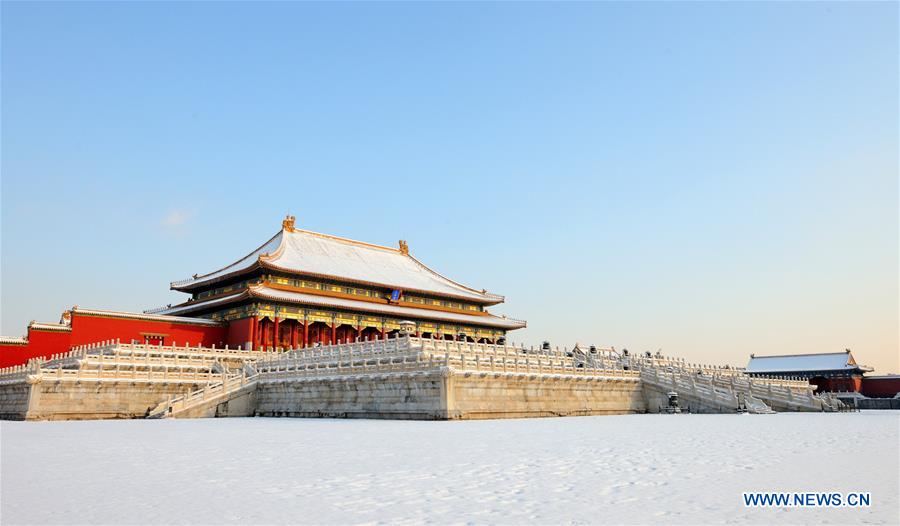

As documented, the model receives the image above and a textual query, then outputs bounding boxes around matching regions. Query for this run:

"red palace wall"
[810,376,863,393]
[68,312,226,348]
[0,343,30,368]
[861,377,900,398]
[226,317,253,349]
[0,311,228,368]
[0,327,73,369]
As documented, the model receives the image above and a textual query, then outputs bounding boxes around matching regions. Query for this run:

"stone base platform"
[2,337,832,420]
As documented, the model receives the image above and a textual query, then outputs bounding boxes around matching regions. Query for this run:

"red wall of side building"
[814,376,864,393]
[861,377,900,398]
[0,312,228,368]
[68,312,226,348]
[0,343,30,368]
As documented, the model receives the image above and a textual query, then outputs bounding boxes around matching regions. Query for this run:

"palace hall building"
[157,215,525,348]
[0,216,525,366]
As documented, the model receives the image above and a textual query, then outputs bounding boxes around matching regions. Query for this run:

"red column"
[290,323,298,349]
[302,321,308,348]
[261,319,270,350]
[381,328,387,340]
[249,316,257,350]
[331,324,337,345]
[356,326,362,343]
[273,317,281,350]
[258,319,265,350]
[255,317,262,350]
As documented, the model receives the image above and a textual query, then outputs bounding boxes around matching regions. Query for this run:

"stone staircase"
[148,365,259,419]
[625,354,843,413]
[639,366,751,413]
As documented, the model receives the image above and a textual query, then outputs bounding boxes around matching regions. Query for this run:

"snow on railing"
[0,339,280,386]
[627,353,811,389]
[256,335,639,381]
[639,358,837,411]
[641,367,739,406]
[41,365,238,384]
[58,339,282,362]
[0,361,41,384]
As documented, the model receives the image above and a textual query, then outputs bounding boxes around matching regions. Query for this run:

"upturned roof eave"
[154,291,252,316]
[403,252,506,304]
[170,262,262,292]
[170,230,284,291]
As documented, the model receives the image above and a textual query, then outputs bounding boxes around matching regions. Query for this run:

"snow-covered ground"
[1,413,898,525]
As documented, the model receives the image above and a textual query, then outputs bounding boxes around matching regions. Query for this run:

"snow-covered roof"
[159,285,526,330]
[28,322,72,332]
[0,336,27,345]
[745,351,871,374]
[171,220,504,305]
[147,293,246,318]
[170,232,282,291]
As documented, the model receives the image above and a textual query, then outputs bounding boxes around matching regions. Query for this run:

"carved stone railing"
[260,353,437,381]
[256,335,640,382]
[35,366,235,384]
[632,354,841,412]
[640,367,741,409]
[1,339,282,382]
[0,361,41,385]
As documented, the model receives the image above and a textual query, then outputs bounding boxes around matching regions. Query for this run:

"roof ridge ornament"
[398,239,409,255]
[282,215,296,232]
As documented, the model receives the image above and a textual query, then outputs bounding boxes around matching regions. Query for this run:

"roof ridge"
[751,351,852,359]
[290,227,402,254]
[29,321,73,332]
[405,253,503,300]
[171,230,282,287]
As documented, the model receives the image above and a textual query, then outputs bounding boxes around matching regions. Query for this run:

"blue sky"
[2,2,897,372]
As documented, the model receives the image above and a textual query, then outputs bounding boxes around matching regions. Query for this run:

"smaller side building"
[0,308,227,368]
[745,350,873,393]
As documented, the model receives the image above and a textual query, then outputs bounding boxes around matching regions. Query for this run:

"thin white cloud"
[161,209,197,228]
